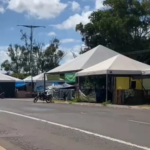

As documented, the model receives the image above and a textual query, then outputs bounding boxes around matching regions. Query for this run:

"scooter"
[33,91,52,103]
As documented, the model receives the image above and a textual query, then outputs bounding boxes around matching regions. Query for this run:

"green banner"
[65,73,76,83]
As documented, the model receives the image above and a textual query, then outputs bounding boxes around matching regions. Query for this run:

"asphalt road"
[0,99,150,150]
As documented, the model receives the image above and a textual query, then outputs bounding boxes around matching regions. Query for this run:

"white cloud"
[0,6,5,13]
[52,0,106,30]
[48,32,56,36]
[42,43,83,64]
[0,46,9,65]
[70,1,80,12]
[60,45,81,64]
[95,0,105,9]
[7,0,67,19]
[84,5,90,12]
[60,38,80,43]
[52,10,92,30]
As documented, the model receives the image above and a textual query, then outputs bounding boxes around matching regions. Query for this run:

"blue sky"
[0,0,103,65]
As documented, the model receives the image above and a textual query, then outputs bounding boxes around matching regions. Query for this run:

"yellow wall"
[116,77,142,90]
[116,77,129,89]
[131,78,142,90]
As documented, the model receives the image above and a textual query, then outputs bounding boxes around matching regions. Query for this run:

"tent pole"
[44,73,46,92]
[106,73,108,101]
[78,76,80,99]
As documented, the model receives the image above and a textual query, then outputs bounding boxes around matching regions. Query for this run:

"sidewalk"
[55,101,150,110]
[4,98,150,110]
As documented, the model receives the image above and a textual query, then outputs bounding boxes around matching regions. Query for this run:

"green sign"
[47,74,60,81]
[65,73,76,83]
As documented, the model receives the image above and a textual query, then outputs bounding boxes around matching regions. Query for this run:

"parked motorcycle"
[33,91,52,103]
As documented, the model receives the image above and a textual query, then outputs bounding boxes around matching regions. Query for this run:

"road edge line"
[0,145,6,150]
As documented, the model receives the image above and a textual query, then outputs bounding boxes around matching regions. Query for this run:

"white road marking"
[0,99,31,102]
[0,110,150,150]
[129,120,150,125]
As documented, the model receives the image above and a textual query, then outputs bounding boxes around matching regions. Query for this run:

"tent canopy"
[47,59,75,74]
[24,73,47,82]
[0,73,22,82]
[9,76,22,82]
[76,55,150,76]
[23,76,32,82]
[142,69,150,75]
[48,45,119,74]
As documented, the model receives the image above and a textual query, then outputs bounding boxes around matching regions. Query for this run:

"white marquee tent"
[0,73,22,82]
[47,59,75,74]
[76,55,150,76]
[48,45,119,74]
[142,69,150,75]
[23,73,47,82]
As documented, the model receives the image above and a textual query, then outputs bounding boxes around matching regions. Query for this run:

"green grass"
[54,97,96,104]
[71,97,96,103]
[139,104,150,107]
[51,100,55,103]
[102,100,112,106]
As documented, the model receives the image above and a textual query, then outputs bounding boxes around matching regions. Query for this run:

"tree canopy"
[76,0,150,63]
[1,30,65,78]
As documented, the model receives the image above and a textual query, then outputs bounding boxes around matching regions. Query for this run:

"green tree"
[1,30,65,77]
[1,60,11,72]
[42,38,65,72]
[1,44,26,73]
[20,30,65,73]
[11,73,30,79]
[76,0,150,62]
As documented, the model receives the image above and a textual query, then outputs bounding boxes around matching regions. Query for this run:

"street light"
[17,25,45,93]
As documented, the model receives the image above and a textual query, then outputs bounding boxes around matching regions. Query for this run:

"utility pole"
[17,25,45,93]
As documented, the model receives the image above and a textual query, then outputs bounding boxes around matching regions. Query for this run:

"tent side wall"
[143,79,150,89]
[0,82,15,98]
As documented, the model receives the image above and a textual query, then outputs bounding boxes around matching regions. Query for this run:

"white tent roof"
[23,76,31,81]
[76,55,150,76]
[0,73,22,82]
[47,59,75,74]
[34,73,46,81]
[9,76,23,81]
[24,73,47,82]
[48,45,119,73]
[142,69,150,75]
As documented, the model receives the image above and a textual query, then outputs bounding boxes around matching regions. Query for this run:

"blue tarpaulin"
[35,82,62,92]
[15,82,26,88]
